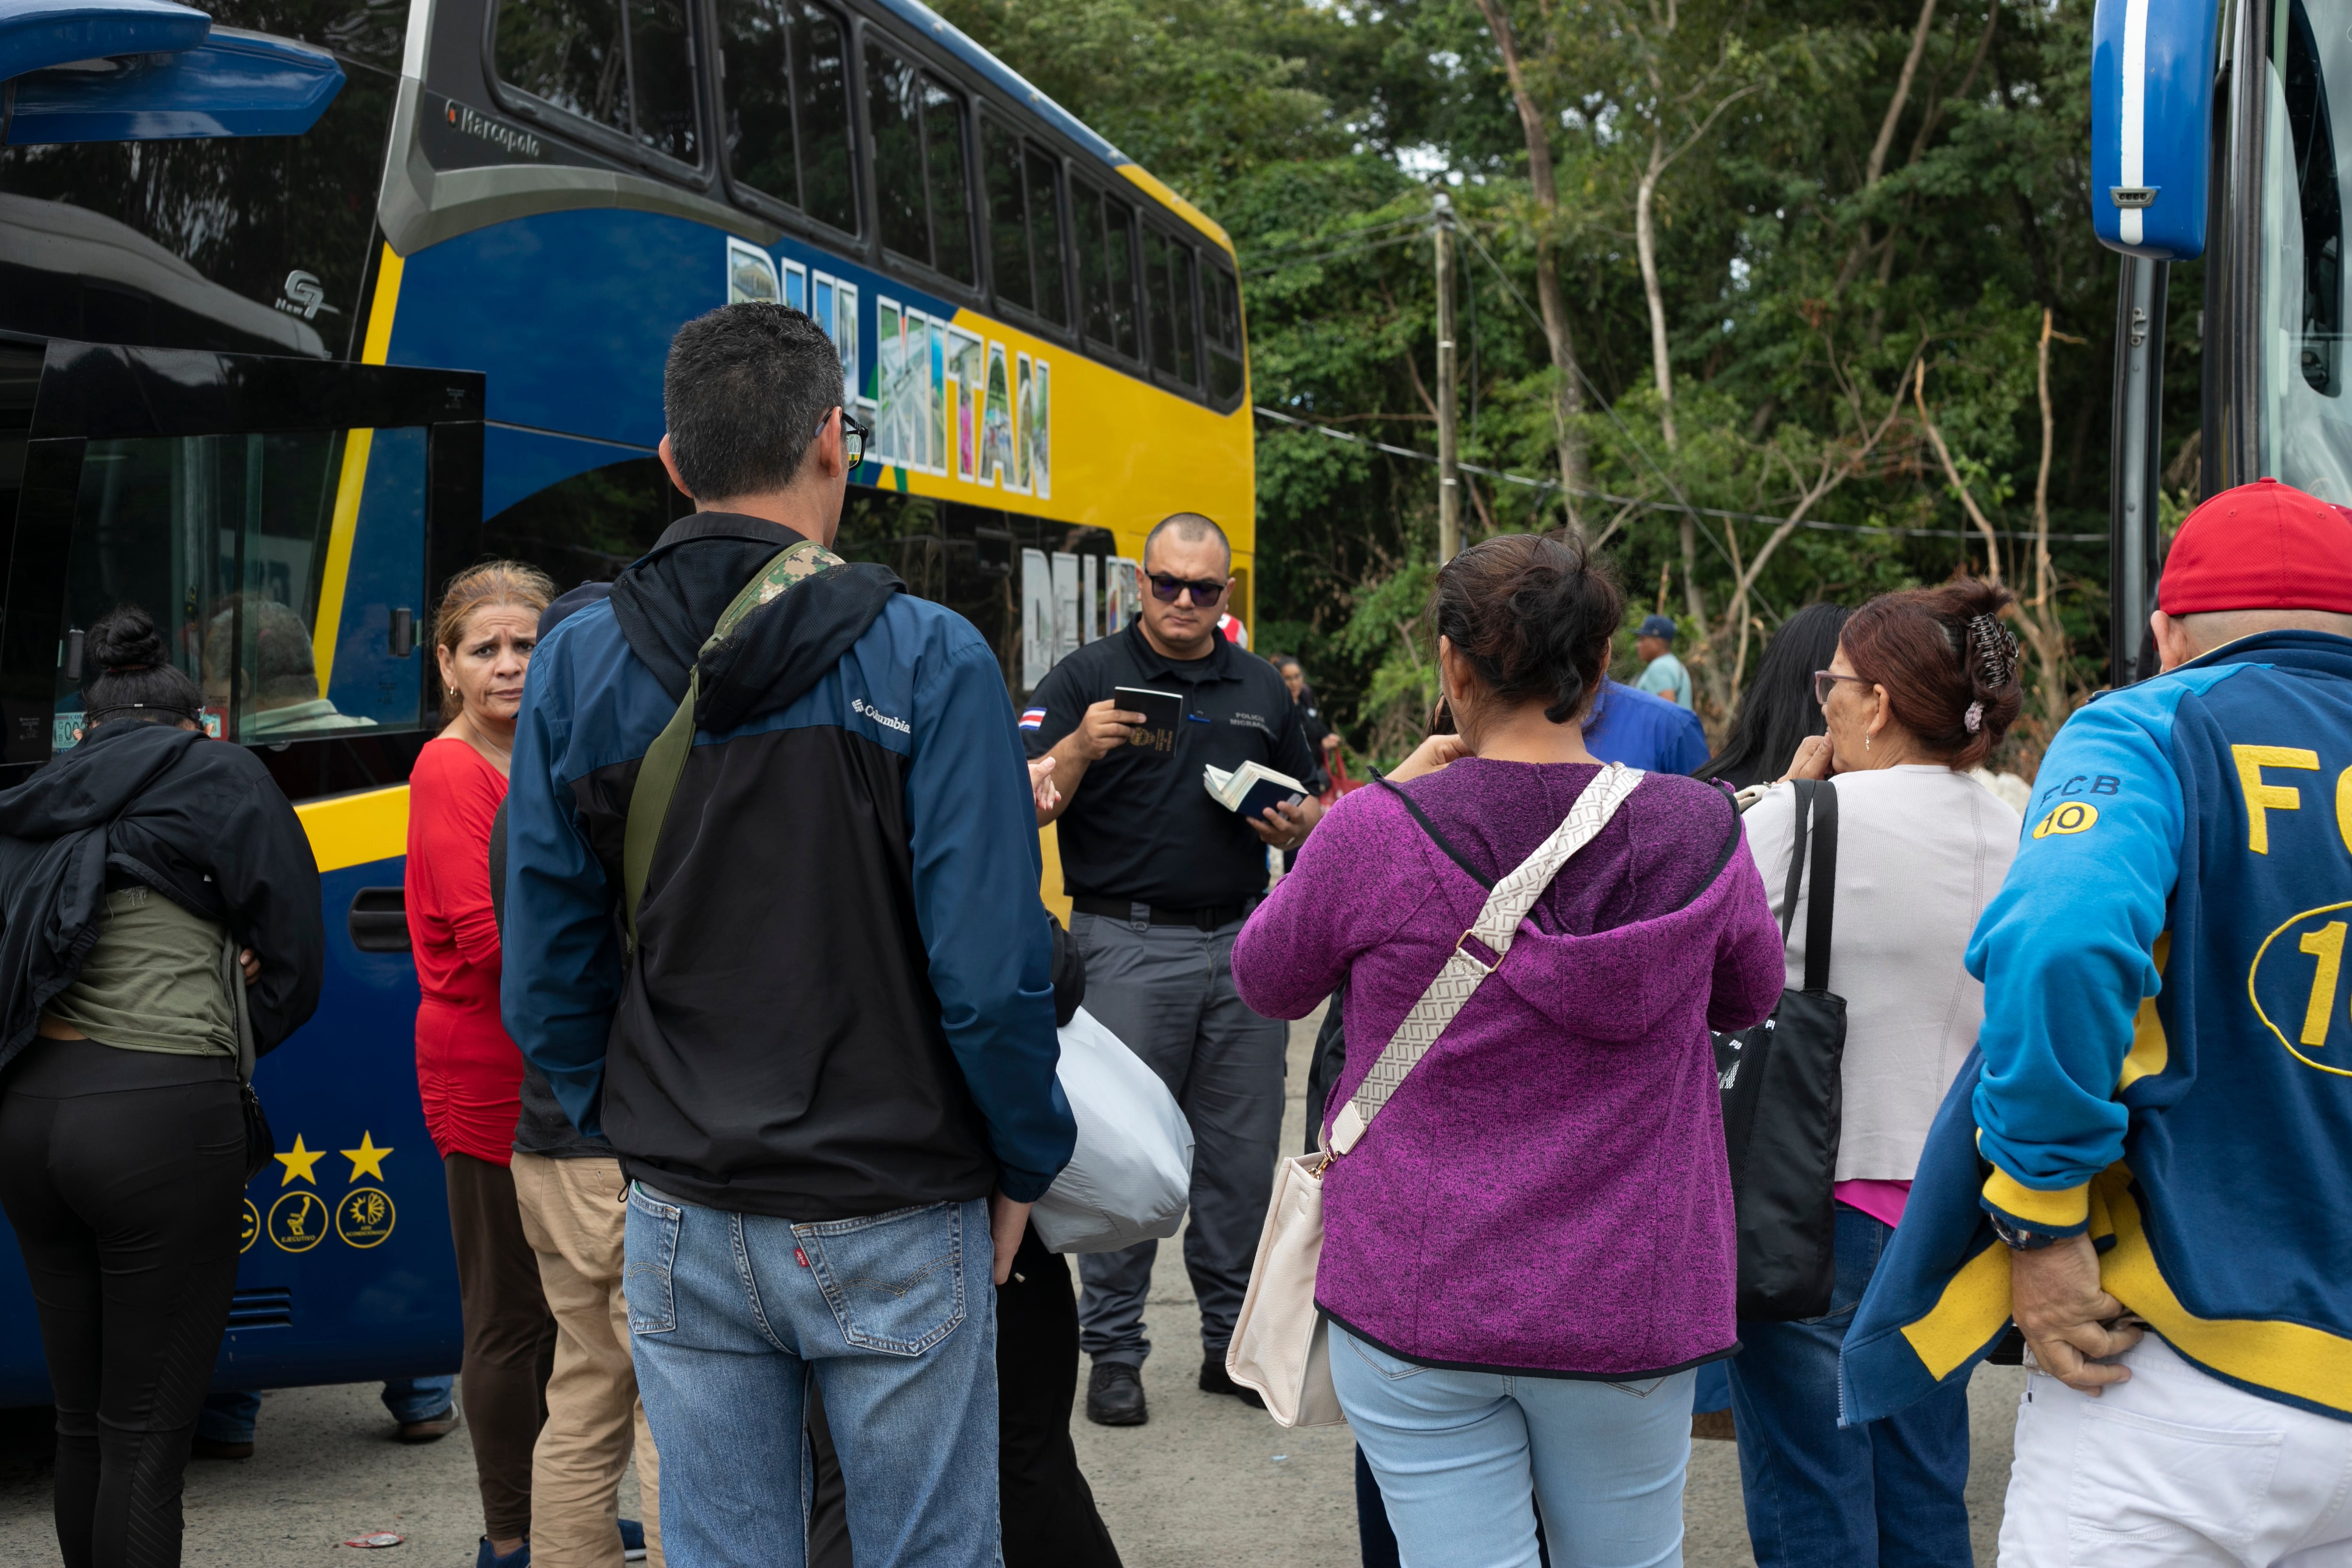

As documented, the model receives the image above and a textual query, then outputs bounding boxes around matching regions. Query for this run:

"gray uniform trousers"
[1069,907,1288,1368]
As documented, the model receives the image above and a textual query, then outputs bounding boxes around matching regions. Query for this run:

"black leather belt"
[1071,895,1248,931]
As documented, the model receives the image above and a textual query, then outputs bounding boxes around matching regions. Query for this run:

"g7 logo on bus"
[2248,900,2352,1077]
[2033,802,2099,838]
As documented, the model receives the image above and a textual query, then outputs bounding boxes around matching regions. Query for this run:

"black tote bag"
[1712,778,1847,1321]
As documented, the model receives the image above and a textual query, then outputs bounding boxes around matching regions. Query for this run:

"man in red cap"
[1838,478,2352,1564]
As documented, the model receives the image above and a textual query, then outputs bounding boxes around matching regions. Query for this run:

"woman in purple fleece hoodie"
[1233,534,1785,1568]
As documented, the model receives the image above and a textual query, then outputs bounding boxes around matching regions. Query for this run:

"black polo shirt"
[1025,622,1316,909]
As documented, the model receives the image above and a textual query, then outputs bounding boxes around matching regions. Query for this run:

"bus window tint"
[725,0,853,226]
[867,47,975,284]
[482,455,687,585]
[2261,0,2352,498]
[923,76,975,284]
[719,0,797,204]
[627,0,697,160]
[53,430,430,747]
[793,6,854,232]
[209,0,407,69]
[1170,239,1199,386]
[1075,183,1114,349]
[868,46,930,264]
[1026,148,1067,326]
[985,123,1033,311]
[1104,194,1140,360]
[1205,263,1245,405]
[496,0,633,139]
[1144,231,1176,376]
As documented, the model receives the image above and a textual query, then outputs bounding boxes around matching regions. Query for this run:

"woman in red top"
[406,560,555,1568]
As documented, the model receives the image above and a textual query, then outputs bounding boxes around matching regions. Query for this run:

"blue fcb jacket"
[1844,630,2352,1424]
[501,515,1074,1221]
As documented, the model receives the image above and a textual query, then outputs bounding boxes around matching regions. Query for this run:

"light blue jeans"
[1332,1323,1697,1568]
[624,1185,1001,1568]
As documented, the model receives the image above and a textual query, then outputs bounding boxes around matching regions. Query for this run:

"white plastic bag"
[1031,1008,1194,1254]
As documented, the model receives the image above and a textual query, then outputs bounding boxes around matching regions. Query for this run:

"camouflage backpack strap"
[621,539,843,952]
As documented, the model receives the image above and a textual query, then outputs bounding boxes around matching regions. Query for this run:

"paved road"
[0,1011,2025,1566]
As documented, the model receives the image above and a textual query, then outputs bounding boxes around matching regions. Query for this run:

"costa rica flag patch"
[1019,707,1046,730]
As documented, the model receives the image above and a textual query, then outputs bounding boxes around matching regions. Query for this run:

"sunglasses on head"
[1148,572,1226,605]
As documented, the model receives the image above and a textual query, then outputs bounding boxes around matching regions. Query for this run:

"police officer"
[1026,511,1320,1426]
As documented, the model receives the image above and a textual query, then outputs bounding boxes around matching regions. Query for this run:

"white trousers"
[1999,1335,2352,1567]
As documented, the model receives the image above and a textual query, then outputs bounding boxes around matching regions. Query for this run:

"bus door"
[0,336,484,1403]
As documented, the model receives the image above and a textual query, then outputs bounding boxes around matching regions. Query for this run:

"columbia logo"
[851,697,911,734]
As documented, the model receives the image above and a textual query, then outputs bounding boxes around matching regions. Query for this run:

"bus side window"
[718,0,856,234]
[985,121,1033,313]
[1103,194,1140,361]
[867,44,977,287]
[985,126,1068,328]
[1144,229,1199,390]
[1074,181,1114,350]
[495,0,699,165]
[1204,263,1246,408]
[1027,148,1068,326]
[481,455,687,588]
[52,429,432,749]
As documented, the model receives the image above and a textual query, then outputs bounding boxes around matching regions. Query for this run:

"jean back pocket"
[799,1201,968,1356]
[623,1183,681,1336]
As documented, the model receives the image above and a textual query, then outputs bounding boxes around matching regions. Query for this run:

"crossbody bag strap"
[1800,779,1837,993]
[621,538,845,951]
[1329,761,1646,1156]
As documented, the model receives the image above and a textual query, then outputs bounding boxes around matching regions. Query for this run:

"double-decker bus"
[0,0,1252,1402]
[2092,0,2349,682]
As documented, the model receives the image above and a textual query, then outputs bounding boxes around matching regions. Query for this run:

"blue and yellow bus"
[0,0,1252,1403]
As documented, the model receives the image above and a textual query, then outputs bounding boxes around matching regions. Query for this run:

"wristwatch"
[1990,1213,2062,1251]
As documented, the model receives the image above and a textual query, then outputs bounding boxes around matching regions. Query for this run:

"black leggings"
[0,1039,246,1568]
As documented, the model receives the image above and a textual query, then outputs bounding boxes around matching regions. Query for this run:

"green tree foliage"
[938,0,2190,772]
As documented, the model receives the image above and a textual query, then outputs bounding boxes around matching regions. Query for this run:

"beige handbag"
[1226,763,1646,1426]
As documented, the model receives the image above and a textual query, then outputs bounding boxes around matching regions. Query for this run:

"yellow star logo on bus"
[341,1132,393,1183]
[274,1135,326,1187]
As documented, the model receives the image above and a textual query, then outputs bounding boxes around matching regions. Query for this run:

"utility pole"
[1434,192,1461,564]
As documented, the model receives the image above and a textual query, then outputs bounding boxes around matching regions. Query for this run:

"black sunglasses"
[816,407,870,470]
[1148,572,1227,605]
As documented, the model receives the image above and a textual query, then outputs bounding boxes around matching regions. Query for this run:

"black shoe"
[189,1436,254,1460]
[1200,1351,1265,1409]
[1086,1361,1148,1426]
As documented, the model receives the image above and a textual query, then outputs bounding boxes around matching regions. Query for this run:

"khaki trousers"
[511,1153,661,1568]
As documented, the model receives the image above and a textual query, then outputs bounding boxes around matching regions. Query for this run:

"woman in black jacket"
[0,605,323,1568]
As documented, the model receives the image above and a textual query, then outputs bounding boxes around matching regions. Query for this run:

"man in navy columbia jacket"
[501,303,1073,1567]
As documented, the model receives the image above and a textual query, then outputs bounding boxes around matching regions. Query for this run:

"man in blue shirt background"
[1584,677,1709,774]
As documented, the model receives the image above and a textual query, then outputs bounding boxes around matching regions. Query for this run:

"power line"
[1240,214,1430,261]
[1251,405,2110,543]
[1240,229,1427,279]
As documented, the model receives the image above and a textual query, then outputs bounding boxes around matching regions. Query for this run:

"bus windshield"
[2259,0,2352,501]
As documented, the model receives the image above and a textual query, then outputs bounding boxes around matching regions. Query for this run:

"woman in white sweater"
[1730,578,2025,1568]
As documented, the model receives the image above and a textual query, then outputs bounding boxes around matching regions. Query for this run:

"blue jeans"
[1727,1205,1972,1568]
[624,1185,1000,1568]
[196,1376,455,1443]
[1331,1322,1696,1568]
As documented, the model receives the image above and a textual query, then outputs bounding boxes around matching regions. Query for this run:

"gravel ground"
[0,1009,2025,1567]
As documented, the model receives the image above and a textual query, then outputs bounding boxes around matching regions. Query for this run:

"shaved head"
[1144,512,1232,576]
